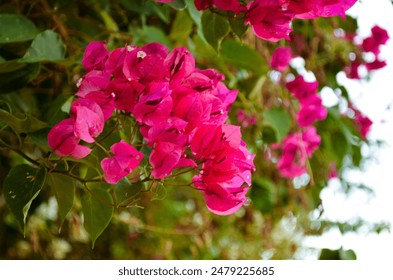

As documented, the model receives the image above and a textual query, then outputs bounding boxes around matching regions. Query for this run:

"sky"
[302,0,393,260]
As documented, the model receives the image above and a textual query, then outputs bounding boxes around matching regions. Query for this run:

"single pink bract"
[101,140,144,184]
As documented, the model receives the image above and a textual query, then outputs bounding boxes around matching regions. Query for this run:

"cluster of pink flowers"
[237,109,256,128]
[48,41,255,215]
[276,127,321,178]
[345,25,389,79]
[348,103,372,139]
[157,0,357,42]
[272,76,327,178]
[270,46,293,72]
[285,76,327,128]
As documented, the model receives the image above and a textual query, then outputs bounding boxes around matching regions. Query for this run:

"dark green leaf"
[114,178,143,207]
[19,30,66,63]
[319,248,357,260]
[229,17,248,38]
[201,10,229,50]
[3,164,47,233]
[263,107,291,142]
[0,108,47,134]
[0,14,39,43]
[0,61,40,94]
[221,40,265,74]
[251,178,276,214]
[46,173,75,226]
[82,183,114,247]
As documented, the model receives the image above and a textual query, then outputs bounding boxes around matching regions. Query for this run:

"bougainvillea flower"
[365,59,387,71]
[165,46,195,88]
[301,126,321,156]
[276,128,321,178]
[122,43,168,83]
[76,70,111,98]
[81,41,109,71]
[276,133,308,178]
[293,0,357,19]
[344,61,362,80]
[297,95,328,127]
[149,142,186,179]
[194,0,247,13]
[132,82,172,124]
[70,98,104,143]
[84,91,115,121]
[107,79,144,113]
[354,111,373,139]
[285,75,318,101]
[48,118,91,159]
[245,0,293,42]
[190,124,254,215]
[101,140,144,184]
[270,46,293,71]
[193,176,249,215]
[362,25,389,55]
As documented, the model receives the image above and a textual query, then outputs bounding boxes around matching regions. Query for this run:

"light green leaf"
[3,164,47,233]
[263,107,291,142]
[46,173,75,226]
[167,0,187,10]
[19,30,66,63]
[221,40,265,74]
[201,10,229,50]
[0,14,39,43]
[82,183,114,247]
[170,10,193,45]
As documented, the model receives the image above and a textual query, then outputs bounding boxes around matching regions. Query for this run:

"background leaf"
[114,178,143,207]
[82,183,114,247]
[263,107,292,142]
[46,173,75,226]
[221,40,266,74]
[0,60,40,94]
[19,30,66,63]
[3,164,47,232]
[0,14,39,43]
[201,10,229,50]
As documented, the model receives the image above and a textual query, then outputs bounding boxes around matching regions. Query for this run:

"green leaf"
[339,249,357,260]
[170,10,193,45]
[263,107,291,142]
[46,173,75,226]
[201,10,229,50]
[319,248,357,260]
[229,17,248,38]
[0,108,47,134]
[82,183,114,247]
[132,25,173,47]
[19,30,66,63]
[167,0,187,10]
[251,178,276,214]
[0,14,39,43]
[0,61,40,94]
[3,164,47,233]
[115,178,143,207]
[221,40,265,74]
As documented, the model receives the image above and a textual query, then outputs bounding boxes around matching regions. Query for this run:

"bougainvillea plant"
[0,0,390,258]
